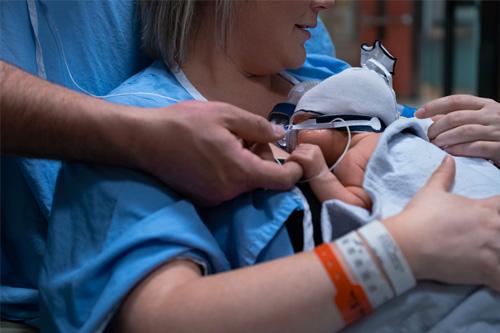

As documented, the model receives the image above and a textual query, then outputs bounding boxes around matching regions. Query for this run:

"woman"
[37,1,500,332]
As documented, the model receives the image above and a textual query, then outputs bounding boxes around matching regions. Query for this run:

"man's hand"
[1,62,301,205]
[415,95,500,166]
[131,101,303,205]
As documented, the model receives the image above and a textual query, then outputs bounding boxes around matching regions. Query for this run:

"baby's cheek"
[298,130,347,166]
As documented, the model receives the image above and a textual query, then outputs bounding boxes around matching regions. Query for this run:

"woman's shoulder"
[287,54,351,82]
[105,60,193,108]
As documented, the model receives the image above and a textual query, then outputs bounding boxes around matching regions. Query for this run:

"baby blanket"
[322,118,500,332]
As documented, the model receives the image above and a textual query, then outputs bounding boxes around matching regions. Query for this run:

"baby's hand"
[287,143,330,180]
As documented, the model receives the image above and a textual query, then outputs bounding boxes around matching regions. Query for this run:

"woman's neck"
[181,23,291,118]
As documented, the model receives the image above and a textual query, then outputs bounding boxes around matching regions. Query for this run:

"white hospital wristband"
[336,231,394,308]
[358,221,416,296]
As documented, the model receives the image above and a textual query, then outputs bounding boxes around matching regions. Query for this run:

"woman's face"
[228,0,335,75]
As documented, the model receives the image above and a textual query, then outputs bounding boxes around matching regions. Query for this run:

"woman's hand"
[415,95,500,166]
[383,156,500,291]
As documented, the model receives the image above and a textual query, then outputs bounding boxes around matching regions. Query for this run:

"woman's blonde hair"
[138,0,235,68]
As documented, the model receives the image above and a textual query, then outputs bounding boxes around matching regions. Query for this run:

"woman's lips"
[295,24,313,39]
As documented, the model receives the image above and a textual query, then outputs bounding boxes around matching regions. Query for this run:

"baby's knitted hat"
[293,41,399,131]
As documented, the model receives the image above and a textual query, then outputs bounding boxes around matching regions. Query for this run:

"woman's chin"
[286,50,307,69]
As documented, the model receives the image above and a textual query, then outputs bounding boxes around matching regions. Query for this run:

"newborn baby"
[284,59,400,210]
[291,129,380,209]
[283,63,498,215]
[271,43,500,333]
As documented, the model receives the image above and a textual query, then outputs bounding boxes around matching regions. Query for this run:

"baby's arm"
[287,144,371,209]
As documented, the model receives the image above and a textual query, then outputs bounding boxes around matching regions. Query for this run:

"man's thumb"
[228,110,286,143]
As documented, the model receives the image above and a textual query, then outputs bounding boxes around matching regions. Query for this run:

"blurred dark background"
[320,0,500,105]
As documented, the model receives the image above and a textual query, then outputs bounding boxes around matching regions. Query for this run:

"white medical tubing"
[297,118,352,183]
[44,10,180,103]
[27,0,47,79]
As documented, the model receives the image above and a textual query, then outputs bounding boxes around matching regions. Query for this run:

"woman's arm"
[113,156,500,333]
[113,248,344,333]
[415,95,500,167]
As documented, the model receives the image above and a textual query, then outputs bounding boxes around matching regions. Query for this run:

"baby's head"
[293,65,399,132]
[290,42,399,164]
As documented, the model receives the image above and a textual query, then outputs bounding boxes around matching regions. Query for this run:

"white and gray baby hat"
[294,40,400,128]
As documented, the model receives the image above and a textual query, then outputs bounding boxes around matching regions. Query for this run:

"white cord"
[327,118,352,170]
[27,0,47,79]
[299,118,351,183]
[46,12,180,103]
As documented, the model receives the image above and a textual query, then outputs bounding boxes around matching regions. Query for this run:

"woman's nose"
[311,0,335,12]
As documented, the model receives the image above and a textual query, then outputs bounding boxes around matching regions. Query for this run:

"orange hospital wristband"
[314,243,373,325]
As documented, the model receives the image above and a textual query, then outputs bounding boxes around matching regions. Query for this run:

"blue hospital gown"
[37,55,349,332]
[0,1,342,331]
[1,0,148,327]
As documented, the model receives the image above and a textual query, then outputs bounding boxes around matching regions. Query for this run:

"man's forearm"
[0,60,136,165]
[0,61,301,205]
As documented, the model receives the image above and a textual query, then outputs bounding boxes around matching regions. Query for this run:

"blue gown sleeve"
[38,61,306,332]
[39,164,231,332]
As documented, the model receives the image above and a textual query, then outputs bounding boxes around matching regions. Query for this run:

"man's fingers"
[223,105,285,143]
[427,110,491,139]
[250,143,275,162]
[431,124,497,147]
[430,114,444,123]
[444,141,500,165]
[416,95,486,118]
[423,155,456,192]
[239,149,302,190]
[252,159,303,190]
[277,160,304,185]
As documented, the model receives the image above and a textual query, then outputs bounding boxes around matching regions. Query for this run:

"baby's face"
[297,129,348,166]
